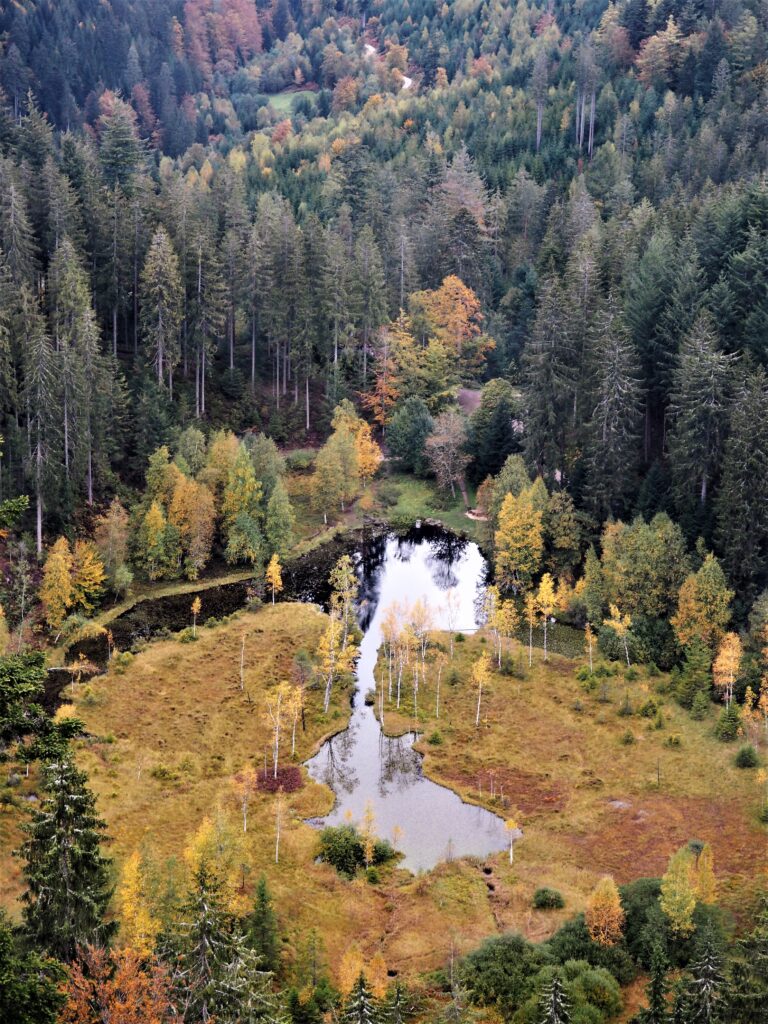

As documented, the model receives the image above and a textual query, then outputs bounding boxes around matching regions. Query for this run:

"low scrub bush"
[533,887,564,910]
[257,766,303,793]
[735,744,759,768]
[317,824,396,878]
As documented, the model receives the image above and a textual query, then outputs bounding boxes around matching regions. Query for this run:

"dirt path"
[364,41,413,90]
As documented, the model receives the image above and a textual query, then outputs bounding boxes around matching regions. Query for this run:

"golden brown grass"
[3,601,763,993]
[375,631,766,934]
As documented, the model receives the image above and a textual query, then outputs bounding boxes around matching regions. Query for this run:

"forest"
[0,0,768,1021]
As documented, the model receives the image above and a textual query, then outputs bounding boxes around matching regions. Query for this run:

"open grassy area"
[268,89,317,113]
[4,592,765,1007]
[0,602,548,986]
[375,631,767,935]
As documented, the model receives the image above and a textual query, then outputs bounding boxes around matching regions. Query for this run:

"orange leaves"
[60,946,173,1024]
[585,876,625,947]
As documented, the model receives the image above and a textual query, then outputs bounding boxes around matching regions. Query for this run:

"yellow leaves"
[40,536,74,629]
[117,850,161,957]
[355,421,383,486]
[472,652,492,691]
[317,151,332,173]
[361,800,377,867]
[660,842,717,936]
[338,944,364,996]
[536,572,556,619]
[337,943,388,999]
[72,540,106,613]
[713,632,743,706]
[368,952,388,999]
[604,603,631,637]
[227,146,248,173]
[494,489,544,593]
[266,554,283,602]
[586,876,625,946]
[191,596,201,618]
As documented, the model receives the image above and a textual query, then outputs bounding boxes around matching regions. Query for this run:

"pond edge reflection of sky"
[305,526,510,873]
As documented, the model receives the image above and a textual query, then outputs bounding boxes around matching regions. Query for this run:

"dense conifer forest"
[1,1,768,1022]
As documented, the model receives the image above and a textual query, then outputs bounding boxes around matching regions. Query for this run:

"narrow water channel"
[305,525,510,873]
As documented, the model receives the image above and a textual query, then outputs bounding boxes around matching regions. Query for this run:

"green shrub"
[665,733,682,747]
[690,691,710,721]
[456,633,465,643]
[533,887,564,910]
[366,866,380,884]
[735,744,759,768]
[653,710,664,730]
[646,662,660,677]
[317,824,396,878]
[620,730,635,746]
[427,731,443,745]
[111,651,134,675]
[285,449,316,472]
[759,803,768,824]
[178,627,198,643]
[639,699,658,718]
[625,667,639,682]
[714,704,741,742]
[364,690,375,706]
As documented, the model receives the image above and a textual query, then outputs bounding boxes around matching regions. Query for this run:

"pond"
[305,524,511,873]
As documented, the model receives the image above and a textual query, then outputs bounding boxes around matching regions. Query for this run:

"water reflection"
[305,526,509,872]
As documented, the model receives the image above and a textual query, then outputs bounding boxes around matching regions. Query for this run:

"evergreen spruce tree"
[636,942,670,1024]
[715,367,768,596]
[469,379,519,482]
[18,754,114,961]
[387,398,434,477]
[539,972,571,1024]
[683,930,724,1024]
[523,277,575,484]
[246,875,280,972]
[725,898,768,1023]
[171,861,277,1024]
[343,972,380,1024]
[140,226,183,390]
[0,911,64,1024]
[584,296,643,519]
[667,312,732,516]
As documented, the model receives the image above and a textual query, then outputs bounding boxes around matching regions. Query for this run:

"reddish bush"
[257,766,303,793]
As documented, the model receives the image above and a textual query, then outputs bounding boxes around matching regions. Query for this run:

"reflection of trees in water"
[309,727,358,795]
[377,733,422,797]
[426,531,469,590]
[357,534,388,632]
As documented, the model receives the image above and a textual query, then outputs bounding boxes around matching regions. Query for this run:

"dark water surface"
[305,526,510,873]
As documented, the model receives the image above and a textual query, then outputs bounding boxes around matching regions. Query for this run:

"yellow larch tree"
[585,875,625,946]
[660,846,697,936]
[117,850,161,957]
[355,420,383,487]
[338,944,365,997]
[494,489,544,594]
[191,596,201,637]
[473,652,492,727]
[713,631,742,706]
[266,553,283,605]
[536,572,556,661]
[524,591,537,666]
[604,603,633,666]
[368,952,388,999]
[71,540,106,614]
[40,537,75,630]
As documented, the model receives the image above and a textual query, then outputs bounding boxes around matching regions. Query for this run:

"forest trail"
[364,42,413,89]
